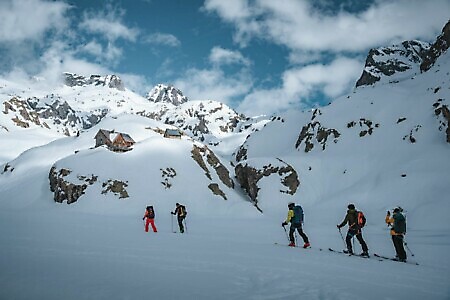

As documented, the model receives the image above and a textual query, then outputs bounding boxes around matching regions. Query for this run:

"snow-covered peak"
[146,84,188,106]
[356,20,450,88]
[63,73,125,91]
[355,40,430,87]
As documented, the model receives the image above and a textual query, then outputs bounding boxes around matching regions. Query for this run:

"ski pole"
[171,213,174,233]
[282,225,290,241]
[338,227,346,249]
[404,240,415,257]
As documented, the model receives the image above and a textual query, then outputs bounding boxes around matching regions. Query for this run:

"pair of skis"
[276,244,419,265]
[328,248,419,265]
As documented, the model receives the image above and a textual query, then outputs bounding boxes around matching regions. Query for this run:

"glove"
[171,212,175,215]
[281,222,287,227]
[336,225,341,229]
[387,211,390,216]
[142,217,145,220]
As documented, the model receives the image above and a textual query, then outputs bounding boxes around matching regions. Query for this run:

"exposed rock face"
[356,40,430,87]
[3,96,107,135]
[49,166,130,203]
[3,97,46,129]
[64,73,125,91]
[101,180,129,198]
[347,118,380,137]
[421,20,450,72]
[191,145,234,188]
[191,145,234,199]
[235,159,299,208]
[147,84,188,106]
[357,21,450,87]
[295,121,340,152]
[434,99,450,143]
[49,167,97,204]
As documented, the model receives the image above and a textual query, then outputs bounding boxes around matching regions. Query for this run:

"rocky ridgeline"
[356,20,450,87]
[64,73,125,91]
[2,95,107,136]
[356,40,430,87]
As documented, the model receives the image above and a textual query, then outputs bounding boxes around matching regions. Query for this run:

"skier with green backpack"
[282,202,310,248]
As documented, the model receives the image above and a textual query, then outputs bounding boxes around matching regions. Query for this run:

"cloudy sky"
[0,0,449,115]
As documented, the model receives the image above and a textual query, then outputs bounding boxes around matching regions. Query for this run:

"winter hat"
[288,202,295,208]
[393,207,400,213]
[347,204,355,210]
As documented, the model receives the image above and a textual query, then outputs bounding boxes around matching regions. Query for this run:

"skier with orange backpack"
[337,204,369,256]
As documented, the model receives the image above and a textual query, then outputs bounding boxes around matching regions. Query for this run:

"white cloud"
[173,68,253,104]
[209,46,251,66]
[0,0,70,43]
[238,57,362,115]
[144,33,181,47]
[79,5,139,42]
[203,0,450,52]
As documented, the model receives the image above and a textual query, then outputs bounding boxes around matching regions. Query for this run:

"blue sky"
[0,0,449,115]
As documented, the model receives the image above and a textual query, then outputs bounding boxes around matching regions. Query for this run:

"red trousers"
[145,218,157,232]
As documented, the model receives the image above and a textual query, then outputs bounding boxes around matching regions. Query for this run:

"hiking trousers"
[145,218,157,232]
[177,216,185,233]
[289,223,309,244]
[392,235,407,260]
[346,228,368,253]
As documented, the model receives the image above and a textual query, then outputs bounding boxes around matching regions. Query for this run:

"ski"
[274,243,322,251]
[373,254,419,265]
[328,248,382,261]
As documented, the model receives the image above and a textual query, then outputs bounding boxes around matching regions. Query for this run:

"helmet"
[288,202,295,208]
[347,204,355,210]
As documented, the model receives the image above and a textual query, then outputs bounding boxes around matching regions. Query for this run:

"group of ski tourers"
[142,203,187,233]
[282,202,409,262]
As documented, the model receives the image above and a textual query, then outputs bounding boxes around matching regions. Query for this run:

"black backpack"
[146,206,155,218]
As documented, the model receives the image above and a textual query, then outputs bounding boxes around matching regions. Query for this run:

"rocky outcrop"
[3,96,107,135]
[3,97,46,129]
[421,20,450,72]
[49,166,130,203]
[347,118,380,137]
[295,121,340,152]
[147,84,188,106]
[101,180,129,199]
[433,99,450,143]
[49,167,97,204]
[356,40,430,87]
[191,145,234,188]
[64,73,125,91]
[235,159,299,208]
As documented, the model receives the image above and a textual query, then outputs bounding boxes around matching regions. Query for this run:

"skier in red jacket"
[143,206,157,233]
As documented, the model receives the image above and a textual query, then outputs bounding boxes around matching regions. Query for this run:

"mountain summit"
[146,84,188,106]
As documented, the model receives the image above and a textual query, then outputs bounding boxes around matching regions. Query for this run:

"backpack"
[357,211,366,228]
[393,213,406,234]
[292,205,304,224]
[146,206,155,219]
[179,205,187,217]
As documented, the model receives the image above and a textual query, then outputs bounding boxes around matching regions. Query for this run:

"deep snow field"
[1,201,449,300]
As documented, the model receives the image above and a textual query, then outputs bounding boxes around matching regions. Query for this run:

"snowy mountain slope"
[0,75,267,165]
[234,34,450,227]
[0,113,250,217]
[0,21,449,300]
